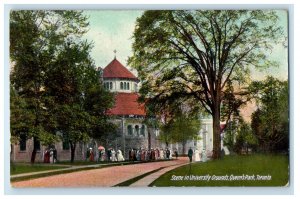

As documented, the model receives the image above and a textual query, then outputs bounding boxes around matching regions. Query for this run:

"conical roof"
[103,58,138,81]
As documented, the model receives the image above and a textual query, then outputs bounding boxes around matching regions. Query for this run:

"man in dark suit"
[188,147,193,163]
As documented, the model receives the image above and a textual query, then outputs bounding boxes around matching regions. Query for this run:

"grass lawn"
[151,154,289,187]
[10,163,69,175]
[56,161,102,165]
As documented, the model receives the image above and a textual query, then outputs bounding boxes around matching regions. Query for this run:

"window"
[62,133,70,150]
[141,125,145,136]
[127,82,130,90]
[120,82,123,90]
[110,82,113,90]
[134,83,138,92]
[34,138,40,151]
[104,82,109,90]
[19,133,27,151]
[127,125,133,135]
[135,125,139,136]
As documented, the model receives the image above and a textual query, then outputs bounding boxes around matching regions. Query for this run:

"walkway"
[129,162,189,187]
[11,162,120,179]
[11,157,188,187]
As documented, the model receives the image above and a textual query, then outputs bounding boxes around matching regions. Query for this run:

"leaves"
[10,11,115,160]
[250,77,288,152]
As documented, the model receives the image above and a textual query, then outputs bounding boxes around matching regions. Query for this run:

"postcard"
[9,9,289,188]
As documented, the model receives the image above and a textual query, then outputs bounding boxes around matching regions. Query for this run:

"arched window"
[19,133,27,151]
[141,125,145,136]
[34,138,40,151]
[127,82,130,90]
[127,125,133,135]
[62,132,70,150]
[120,82,123,90]
[135,125,139,136]
[110,82,113,90]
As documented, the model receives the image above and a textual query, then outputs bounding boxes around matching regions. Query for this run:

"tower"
[102,57,156,158]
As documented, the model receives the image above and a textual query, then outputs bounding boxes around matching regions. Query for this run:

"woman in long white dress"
[111,149,117,162]
[194,149,201,162]
[160,148,164,160]
[117,149,124,161]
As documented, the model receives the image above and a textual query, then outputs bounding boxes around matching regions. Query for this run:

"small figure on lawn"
[174,149,179,159]
[188,147,193,163]
[89,148,94,162]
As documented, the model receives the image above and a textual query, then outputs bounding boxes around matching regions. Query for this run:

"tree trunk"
[148,130,151,150]
[182,141,186,155]
[212,102,221,160]
[30,137,37,164]
[70,142,76,163]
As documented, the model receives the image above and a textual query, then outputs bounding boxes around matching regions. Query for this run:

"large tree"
[46,42,115,162]
[129,10,283,159]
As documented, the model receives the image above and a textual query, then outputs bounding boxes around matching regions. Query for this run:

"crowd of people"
[128,148,178,161]
[92,147,179,162]
[43,146,208,163]
[97,148,125,162]
[87,147,209,163]
[43,148,57,163]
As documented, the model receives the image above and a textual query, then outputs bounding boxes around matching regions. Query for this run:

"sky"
[83,10,288,80]
[83,10,143,73]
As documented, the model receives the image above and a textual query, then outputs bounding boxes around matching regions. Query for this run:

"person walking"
[107,148,112,161]
[89,148,94,162]
[166,148,170,159]
[111,149,117,162]
[194,148,200,162]
[188,147,193,163]
[174,149,179,159]
[160,148,164,160]
[117,149,124,161]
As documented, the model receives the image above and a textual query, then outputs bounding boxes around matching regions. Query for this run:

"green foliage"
[10,10,115,162]
[10,11,90,148]
[10,86,35,143]
[223,119,258,154]
[129,10,283,158]
[159,108,200,152]
[222,120,238,153]
[250,77,288,152]
[233,121,258,153]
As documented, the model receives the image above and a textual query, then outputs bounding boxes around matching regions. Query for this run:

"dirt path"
[12,157,188,187]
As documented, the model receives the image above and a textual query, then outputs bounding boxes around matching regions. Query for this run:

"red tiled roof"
[106,93,146,116]
[103,58,138,81]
